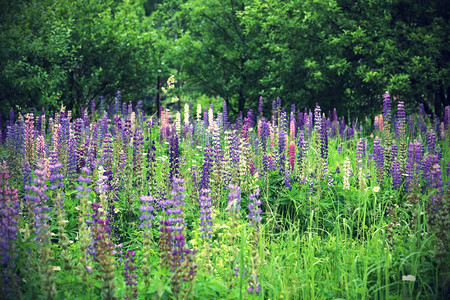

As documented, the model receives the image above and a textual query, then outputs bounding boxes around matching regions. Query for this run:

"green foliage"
[0,0,156,117]
[1,0,448,119]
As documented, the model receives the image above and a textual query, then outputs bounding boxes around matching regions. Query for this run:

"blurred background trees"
[1,0,449,119]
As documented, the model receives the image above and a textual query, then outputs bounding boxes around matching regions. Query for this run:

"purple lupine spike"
[426,129,436,154]
[24,159,50,242]
[200,148,214,191]
[413,140,424,171]
[419,103,425,116]
[87,123,98,171]
[223,100,228,129]
[168,134,180,183]
[133,128,145,191]
[320,118,328,160]
[124,250,138,299]
[90,202,116,298]
[49,150,64,190]
[140,195,156,229]
[161,177,196,294]
[0,161,20,297]
[123,119,132,147]
[404,142,415,191]
[420,154,436,187]
[67,136,78,184]
[279,110,287,132]
[8,109,14,128]
[278,128,286,173]
[297,111,304,130]
[262,154,269,172]
[60,117,70,145]
[113,116,122,140]
[101,134,114,176]
[383,91,391,122]
[373,137,384,183]
[203,108,208,128]
[392,160,401,189]
[227,184,241,216]
[128,102,133,118]
[22,160,32,187]
[444,105,449,131]
[199,189,213,239]
[247,109,254,128]
[391,143,398,162]
[247,188,262,229]
[122,102,127,119]
[74,118,85,172]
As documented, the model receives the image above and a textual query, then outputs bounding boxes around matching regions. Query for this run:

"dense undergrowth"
[0,93,449,299]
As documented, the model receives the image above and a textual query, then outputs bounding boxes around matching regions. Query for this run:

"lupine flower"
[24,159,57,297]
[343,157,352,190]
[391,143,398,162]
[356,138,364,168]
[426,129,436,154]
[278,128,286,173]
[24,159,50,241]
[0,161,20,296]
[184,103,190,125]
[227,184,241,217]
[373,137,384,184]
[76,167,93,279]
[168,133,180,184]
[259,118,270,152]
[383,91,391,122]
[91,202,116,299]
[288,141,295,171]
[67,135,78,184]
[124,250,138,299]
[24,113,35,166]
[199,189,213,239]
[145,138,157,193]
[74,122,86,175]
[123,119,133,147]
[320,118,328,160]
[314,104,322,136]
[160,178,196,295]
[397,101,405,135]
[200,148,214,191]
[139,195,156,284]
[133,129,144,190]
[392,160,401,189]
[247,188,262,229]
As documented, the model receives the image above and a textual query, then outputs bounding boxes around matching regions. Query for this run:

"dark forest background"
[1,0,449,120]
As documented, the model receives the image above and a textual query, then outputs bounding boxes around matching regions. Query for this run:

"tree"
[174,0,262,114]
[0,0,156,117]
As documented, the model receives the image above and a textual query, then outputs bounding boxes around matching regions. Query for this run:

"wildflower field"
[1,92,449,299]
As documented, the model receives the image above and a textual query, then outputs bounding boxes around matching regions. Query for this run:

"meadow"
[0,92,449,299]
